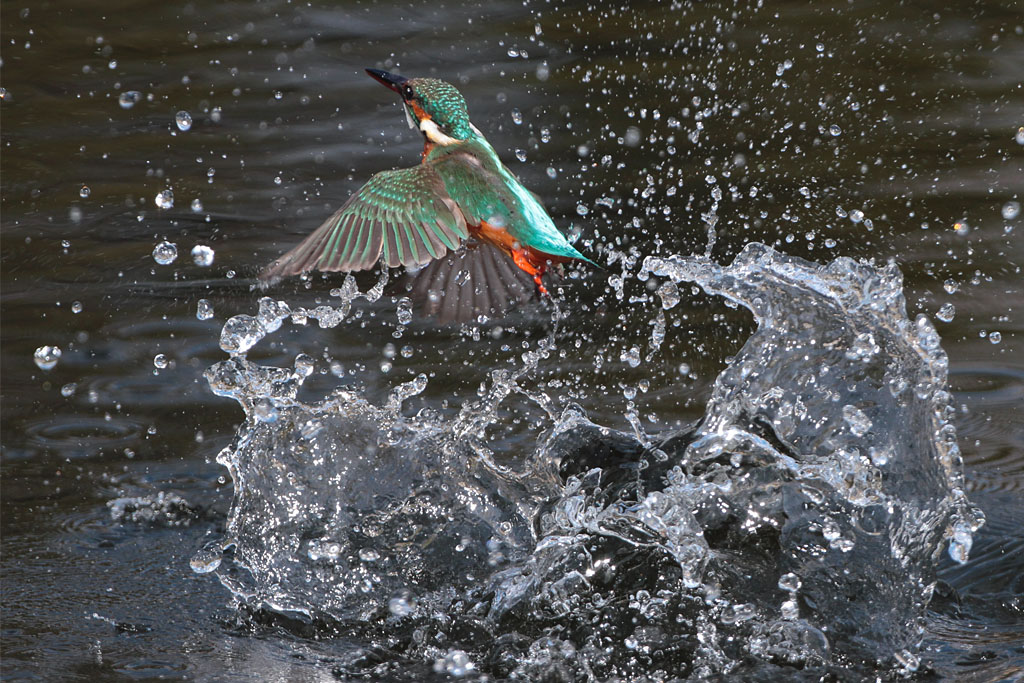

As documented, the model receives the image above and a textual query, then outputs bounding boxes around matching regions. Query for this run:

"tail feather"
[392,240,561,324]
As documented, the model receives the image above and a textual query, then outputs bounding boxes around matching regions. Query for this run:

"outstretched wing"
[260,164,469,283]
[393,240,562,325]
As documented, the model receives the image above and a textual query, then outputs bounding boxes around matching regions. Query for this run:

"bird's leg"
[512,248,549,297]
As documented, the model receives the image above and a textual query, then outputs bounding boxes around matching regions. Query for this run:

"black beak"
[365,68,408,96]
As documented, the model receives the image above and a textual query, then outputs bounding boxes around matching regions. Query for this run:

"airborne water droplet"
[155,189,174,210]
[152,240,178,265]
[175,110,192,131]
[191,244,214,267]
[34,345,62,371]
[196,298,214,320]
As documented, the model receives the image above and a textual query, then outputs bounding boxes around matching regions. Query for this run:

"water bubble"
[842,404,872,436]
[947,520,974,564]
[678,363,690,376]
[535,63,550,81]
[153,353,169,369]
[155,189,174,210]
[829,124,842,136]
[989,331,1001,344]
[79,185,91,199]
[152,240,178,265]
[936,303,955,323]
[34,345,62,371]
[780,598,799,620]
[1016,127,1024,145]
[118,91,142,109]
[175,110,192,131]
[510,108,523,125]
[624,126,642,147]
[576,203,589,216]
[191,198,203,213]
[943,278,959,294]
[848,209,864,223]
[196,299,214,321]
[61,382,78,397]
[71,301,83,314]
[1002,201,1020,220]
[69,206,83,223]
[191,244,214,267]
[515,148,527,162]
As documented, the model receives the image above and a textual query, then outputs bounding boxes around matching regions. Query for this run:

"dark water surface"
[2,1,1022,680]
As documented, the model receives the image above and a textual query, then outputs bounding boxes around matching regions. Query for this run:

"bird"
[259,68,593,324]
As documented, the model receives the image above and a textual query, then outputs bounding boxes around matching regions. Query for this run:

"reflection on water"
[2,0,1022,680]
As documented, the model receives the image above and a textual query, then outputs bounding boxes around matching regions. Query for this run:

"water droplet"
[175,110,192,131]
[434,649,474,678]
[196,299,214,321]
[1002,200,1020,220]
[535,63,550,81]
[953,220,969,236]
[34,345,62,371]
[624,126,642,147]
[219,315,266,355]
[71,301,83,314]
[189,546,222,574]
[510,108,523,125]
[657,281,680,310]
[191,244,214,266]
[829,124,842,136]
[848,209,864,223]
[155,189,174,210]
[989,331,1001,344]
[191,198,203,213]
[388,593,414,617]
[620,346,642,368]
[152,240,178,265]
[118,90,142,109]
[397,297,413,325]
[842,404,872,436]
[359,548,380,562]
[936,303,955,322]
[153,353,168,369]
[515,148,527,162]
[79,185,91,198]
[943,278,959,294]
[69,206,83,223]
[1015,127,1024,145]
[778,573,802,592]
[253,398,279,423]
[576,203,589,216]
[61,382,78,397]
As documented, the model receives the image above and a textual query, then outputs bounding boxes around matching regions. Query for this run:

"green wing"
[260,165,469,282]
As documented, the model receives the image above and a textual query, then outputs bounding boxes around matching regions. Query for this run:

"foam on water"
[200,243,982,678]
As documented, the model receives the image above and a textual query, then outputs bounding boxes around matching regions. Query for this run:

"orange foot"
[512,248,549,297]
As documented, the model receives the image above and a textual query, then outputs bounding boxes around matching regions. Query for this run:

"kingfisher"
[260,68,593,324]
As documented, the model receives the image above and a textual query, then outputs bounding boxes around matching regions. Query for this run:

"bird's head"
[366,68,474,146]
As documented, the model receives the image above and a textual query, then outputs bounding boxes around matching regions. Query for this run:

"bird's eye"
[403,84,414,99]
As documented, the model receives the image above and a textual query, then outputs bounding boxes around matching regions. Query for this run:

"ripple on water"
[23,415,144,457]
[950,365,1024,493]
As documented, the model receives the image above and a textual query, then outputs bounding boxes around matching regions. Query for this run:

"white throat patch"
[419,118,459,146]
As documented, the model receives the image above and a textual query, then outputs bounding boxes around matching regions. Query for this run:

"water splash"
[199,243,981,678]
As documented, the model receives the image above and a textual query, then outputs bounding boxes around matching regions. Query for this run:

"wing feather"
[260,164,469,282]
